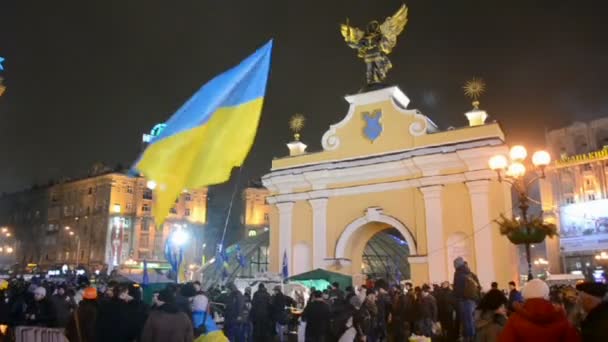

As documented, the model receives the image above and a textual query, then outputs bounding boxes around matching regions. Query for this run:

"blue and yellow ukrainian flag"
[134,40,273,224]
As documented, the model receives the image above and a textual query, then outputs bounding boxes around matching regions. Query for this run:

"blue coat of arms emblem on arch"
[363,110,383,142]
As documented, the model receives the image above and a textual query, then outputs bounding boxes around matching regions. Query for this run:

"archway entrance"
[361,228,411,283]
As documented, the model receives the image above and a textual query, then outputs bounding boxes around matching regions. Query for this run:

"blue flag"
[0,57,4,71]
[235,244,246,268]
[142,259,150,287]
[282,250,289,279]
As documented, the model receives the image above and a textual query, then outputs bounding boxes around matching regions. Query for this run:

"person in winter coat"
[224,283,246,342]
[453,257,481,342]
[270,286,294,342]
[435,281,457,341]
[124,285,149,342]
[96,285,131,342]
[506,281,523,314]
[475,289,508,342]
[361,289,379,342]
[25,286,57,327]
[141,288,193,342]
[66,287,98,342]
[498,279,580,342]
[250,283,272,342]
[51,285,74,328]
[415,285,438,337]
[576,282,608,342]
[302,290,331,342]
[191,287,210,330]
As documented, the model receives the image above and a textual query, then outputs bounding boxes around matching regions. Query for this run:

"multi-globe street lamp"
[489,145,554,281]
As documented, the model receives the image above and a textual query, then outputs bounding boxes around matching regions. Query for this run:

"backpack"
[463,274,480,301]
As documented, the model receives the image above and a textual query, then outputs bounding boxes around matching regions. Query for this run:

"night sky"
[1,1,608,235]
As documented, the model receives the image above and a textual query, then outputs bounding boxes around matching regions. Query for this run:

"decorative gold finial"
[463,77,486,110]
[0,77,5,97]
[289,114,305,141]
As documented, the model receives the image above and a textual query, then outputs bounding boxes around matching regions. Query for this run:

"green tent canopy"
[286,268,352,290]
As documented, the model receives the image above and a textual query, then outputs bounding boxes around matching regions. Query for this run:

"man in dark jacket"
[224,283,246,342]
[140,288,193,342]
[271,286,294,342]
[415,285,437,337]
[25,286,57,327]
[507,281,523,313]
[66,287,98,342]
[251,283,272,342]
[453,257,479,342]
[51,285,74,328]
[435,281,456,340]
[302,291,331,342]
[576,282,608,342]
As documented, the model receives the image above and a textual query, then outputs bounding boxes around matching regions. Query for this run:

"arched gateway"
[262,87,518,288]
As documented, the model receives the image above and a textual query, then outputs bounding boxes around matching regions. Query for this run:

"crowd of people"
[0,257,606,342]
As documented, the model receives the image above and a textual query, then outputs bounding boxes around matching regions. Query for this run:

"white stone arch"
[335,207,417,259]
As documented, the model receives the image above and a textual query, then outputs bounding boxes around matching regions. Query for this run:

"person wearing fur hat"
[498,279,580,342]
[576,281,608,342]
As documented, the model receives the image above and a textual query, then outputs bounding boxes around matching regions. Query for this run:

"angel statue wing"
[379,4,409,54]
[340,19,365,45]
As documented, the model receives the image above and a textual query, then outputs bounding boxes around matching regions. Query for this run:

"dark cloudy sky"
[1,0,607,195]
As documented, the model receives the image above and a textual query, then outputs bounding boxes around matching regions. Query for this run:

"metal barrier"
[15,327,68,342]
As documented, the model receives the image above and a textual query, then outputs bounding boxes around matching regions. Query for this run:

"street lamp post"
[489,145,552,281]
[66,227,81,268]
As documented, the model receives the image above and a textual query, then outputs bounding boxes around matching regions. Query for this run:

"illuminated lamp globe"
[146,180,157,190]
[506,162,526,178]
[171,229,189,246]
[489,155,508,170]
[532,150,551,167]
[509,145,528,161]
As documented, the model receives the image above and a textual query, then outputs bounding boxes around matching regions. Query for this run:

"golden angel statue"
[340,4,409,86]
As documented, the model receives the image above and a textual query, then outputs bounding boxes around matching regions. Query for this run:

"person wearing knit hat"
[498,279,580,342]
[25,286,57,327]
[521,278,550,300]
[65,286,98,342]
[33,286,46,299]
[576,282,608,341]
[82,286,97,300]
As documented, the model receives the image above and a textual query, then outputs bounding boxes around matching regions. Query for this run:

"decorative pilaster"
[308,198,328,269]
[419,185,447,284]
[466,180,496,289]
[276,202,294,273]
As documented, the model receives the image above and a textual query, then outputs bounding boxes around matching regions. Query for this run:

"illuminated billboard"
[560,199,608,252]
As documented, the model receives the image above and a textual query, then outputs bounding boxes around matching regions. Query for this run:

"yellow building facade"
[243,187,270,237]
[262,87,518,288]
[0,168,207,269]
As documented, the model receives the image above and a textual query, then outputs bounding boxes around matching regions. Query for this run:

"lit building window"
[142,204,150,212]
[170,207,177,214]
[263,213,269,223]
[143,189,153,200]
[588,193,596,201]
[185,208,191,216]
[127,186,133,194]
[248,229,257,237]
[184,193,192,201]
